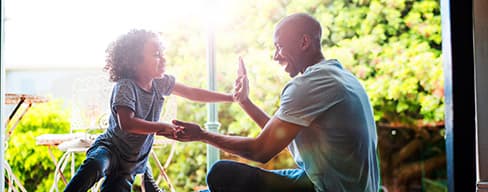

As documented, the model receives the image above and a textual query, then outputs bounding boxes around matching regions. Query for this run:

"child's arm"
[172,82,233,103]
[116,106,178,136]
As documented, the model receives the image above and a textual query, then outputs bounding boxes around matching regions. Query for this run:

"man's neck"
[301,53,325,73]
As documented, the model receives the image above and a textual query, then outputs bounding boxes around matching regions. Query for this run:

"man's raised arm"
[233,57,271,129]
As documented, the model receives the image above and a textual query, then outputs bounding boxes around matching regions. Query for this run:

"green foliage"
[322,0,443,125]
[161,0,444,191]
[5,100,70,191]
[6,0,444,191]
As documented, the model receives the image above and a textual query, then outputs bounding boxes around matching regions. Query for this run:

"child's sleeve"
[156,74,176,96]
[112,80,136,112]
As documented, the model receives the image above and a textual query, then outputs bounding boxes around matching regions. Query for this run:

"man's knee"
[207,160,237,185]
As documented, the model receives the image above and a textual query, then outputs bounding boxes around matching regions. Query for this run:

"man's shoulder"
[305,59,342,75]
[293,64,342,85]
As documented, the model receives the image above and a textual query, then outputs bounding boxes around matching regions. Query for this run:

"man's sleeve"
[112,80,136,112]
[275,74,345,127]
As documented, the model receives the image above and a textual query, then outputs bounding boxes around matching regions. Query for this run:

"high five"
[173,13,380,192]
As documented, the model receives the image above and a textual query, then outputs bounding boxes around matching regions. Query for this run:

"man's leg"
[64,146,112,192]
[206,160,315,192]
[265,168,316,192]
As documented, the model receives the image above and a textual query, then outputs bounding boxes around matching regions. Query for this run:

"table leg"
[5,103,31,143]
[47,145,68,185]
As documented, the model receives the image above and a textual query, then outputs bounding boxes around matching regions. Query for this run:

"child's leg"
[143,167,164,192]
[206,160,315,192]
[64,146,113,192]
[100,173,135,192]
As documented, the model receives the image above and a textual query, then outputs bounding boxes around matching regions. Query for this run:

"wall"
[474,0,488,191]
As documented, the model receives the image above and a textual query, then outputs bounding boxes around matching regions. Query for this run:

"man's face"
[273,29,301,78]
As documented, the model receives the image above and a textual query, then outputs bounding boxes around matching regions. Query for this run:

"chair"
[35,75,112,192]
[36,75,177,192]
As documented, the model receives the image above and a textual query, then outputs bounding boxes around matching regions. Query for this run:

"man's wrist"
[239,98,252,106]
[200,130,211,142]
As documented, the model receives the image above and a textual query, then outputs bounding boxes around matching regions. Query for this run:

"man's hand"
[233,56,250,104]
[171,120,206,142]
[237,56,247,76]
[156,124,184,139]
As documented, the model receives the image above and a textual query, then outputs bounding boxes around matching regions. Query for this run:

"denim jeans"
[63,145,163,192]
[206,160,315,192]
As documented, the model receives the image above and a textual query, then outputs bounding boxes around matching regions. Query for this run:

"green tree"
[162,0,445,191]
[5,1,445,191]
[5,100,71,191]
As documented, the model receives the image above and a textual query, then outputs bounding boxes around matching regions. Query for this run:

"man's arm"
[238,98,270,129]
[233,57,270,129]
[172,82,233,103]
[173,117,303,163]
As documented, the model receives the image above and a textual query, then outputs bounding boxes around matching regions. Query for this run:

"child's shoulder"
[153,75,176,95]
[114,78,136,87]
[116,78,134,83]
[153,74,175,84]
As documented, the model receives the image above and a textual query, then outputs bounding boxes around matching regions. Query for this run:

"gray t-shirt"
[275,59,379,192]
[91,74,175,174]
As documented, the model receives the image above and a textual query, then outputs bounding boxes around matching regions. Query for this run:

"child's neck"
[135,77,153,92]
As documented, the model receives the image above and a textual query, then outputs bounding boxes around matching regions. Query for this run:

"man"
[173,13,380,192]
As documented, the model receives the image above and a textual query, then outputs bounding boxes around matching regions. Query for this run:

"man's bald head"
[272,13,325,77]
[274,13,322,49]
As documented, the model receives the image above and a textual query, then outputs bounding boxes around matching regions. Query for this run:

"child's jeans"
[63,145,163,192]
[205,160,315,192]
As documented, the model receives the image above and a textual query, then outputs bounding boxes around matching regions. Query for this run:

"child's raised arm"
[172,82,234,103]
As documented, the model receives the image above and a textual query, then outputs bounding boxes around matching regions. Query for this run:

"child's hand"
[171,120,205,142]
[233,56,250,104]
[157,124,184,139]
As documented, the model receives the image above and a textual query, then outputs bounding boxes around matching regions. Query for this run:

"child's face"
[138,37,166,79]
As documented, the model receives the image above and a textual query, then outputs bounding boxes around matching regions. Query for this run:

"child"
[64,29,234,192]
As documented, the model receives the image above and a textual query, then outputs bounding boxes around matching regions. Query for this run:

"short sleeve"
[112,79,136,112]
[154,74,176,96]
[275,71,345,127]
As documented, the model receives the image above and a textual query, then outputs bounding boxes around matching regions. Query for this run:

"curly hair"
[104,29,160,82]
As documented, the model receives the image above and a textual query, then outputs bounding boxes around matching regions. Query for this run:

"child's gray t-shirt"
[91,74,175,174]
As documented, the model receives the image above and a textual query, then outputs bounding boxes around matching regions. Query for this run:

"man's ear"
[300,34,311,50]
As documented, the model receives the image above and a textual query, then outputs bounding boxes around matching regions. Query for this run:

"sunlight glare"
[4,0,233,69]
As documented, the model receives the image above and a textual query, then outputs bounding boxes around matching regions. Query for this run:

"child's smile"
[140,38,166,79]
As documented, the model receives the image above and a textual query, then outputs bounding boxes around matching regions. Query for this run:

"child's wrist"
[227,94,235,102]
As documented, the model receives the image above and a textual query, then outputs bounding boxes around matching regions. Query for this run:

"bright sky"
[4,0,227,69]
